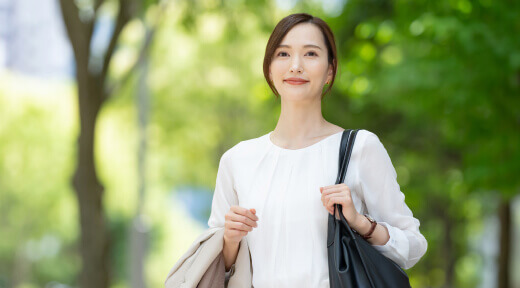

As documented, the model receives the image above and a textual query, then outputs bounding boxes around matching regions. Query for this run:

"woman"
[207,13,427,288]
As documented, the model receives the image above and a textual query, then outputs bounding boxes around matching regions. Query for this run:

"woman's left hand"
[320,183,361,225]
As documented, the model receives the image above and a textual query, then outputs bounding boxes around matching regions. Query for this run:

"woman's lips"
[284,80,309,85]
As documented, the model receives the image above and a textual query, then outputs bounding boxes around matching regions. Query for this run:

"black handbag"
[327,129,412,288]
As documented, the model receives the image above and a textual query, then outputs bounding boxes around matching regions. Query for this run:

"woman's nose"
[290,60,303,73]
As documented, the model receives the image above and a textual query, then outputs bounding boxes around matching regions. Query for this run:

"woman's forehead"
[279,24,325,48]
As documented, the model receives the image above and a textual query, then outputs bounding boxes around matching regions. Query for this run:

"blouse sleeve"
[207,149,238,229]
[356,130,428,269]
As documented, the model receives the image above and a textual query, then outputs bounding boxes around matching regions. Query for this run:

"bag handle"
[332,129,359,237]
[335,129,358,184]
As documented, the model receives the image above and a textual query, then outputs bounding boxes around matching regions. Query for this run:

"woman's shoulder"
[327,125,379,143]
[338,129,386,160]
[355,129,380,144]
[355,129,386,151]
[351,129,395,167]
[334,128,380,148]
[220,132,270,162]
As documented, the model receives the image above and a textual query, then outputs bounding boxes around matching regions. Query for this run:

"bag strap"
[336,129,358,184]
[333,129,359,220]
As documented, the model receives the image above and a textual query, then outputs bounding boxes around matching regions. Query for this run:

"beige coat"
[165,227,253,288]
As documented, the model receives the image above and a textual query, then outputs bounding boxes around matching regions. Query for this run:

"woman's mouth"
[284,78,309,85]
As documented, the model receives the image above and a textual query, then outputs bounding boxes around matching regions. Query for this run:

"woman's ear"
[327,64,334,83]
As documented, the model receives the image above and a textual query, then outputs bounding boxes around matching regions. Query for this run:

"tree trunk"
[58,1,158,286]
[497,196,511,288]
[73,65,110,288]
[443,213,455,288]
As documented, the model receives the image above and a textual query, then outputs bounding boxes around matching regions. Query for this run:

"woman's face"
[269,23,333,101]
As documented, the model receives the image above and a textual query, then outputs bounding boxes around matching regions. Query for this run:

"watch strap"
[361,214,377,240]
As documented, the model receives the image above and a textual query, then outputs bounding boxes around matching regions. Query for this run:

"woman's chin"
[280,91,319,101]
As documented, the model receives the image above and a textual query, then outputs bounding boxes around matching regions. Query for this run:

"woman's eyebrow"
[277,44,322,50]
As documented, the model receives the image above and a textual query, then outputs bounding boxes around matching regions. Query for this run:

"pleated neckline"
[266,130,344,153]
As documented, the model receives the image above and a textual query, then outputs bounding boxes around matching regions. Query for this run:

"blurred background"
[0,0,519,287]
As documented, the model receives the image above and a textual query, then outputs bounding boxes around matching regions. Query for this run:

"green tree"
[322,0,519,287]
[58,0,163,286]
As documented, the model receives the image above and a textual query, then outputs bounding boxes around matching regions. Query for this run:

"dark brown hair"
[263,13,338,100]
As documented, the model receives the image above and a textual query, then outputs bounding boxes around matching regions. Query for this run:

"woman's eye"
[276,51,318,57]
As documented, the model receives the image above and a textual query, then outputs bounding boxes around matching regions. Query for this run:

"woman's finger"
[322,192,343,212]
[321,184,350,195]
[231,205,259,222]
[326,196,347,210]
[227,220,254,232]
[324,192,344,206]
[321,183,347,190]
[321,186,343,196]
[321,189,344,202]
[227,212,258,228]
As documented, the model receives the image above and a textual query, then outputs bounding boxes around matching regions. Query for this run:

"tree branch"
[94,0,105,13]
[104,24,157,100]
[103,1,169,100]
[59,0,89,58]
[100,0,136,82]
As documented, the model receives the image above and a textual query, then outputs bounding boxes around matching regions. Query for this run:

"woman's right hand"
[224,206,259,245]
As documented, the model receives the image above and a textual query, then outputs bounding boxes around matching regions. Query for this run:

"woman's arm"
[207,149,240,271]
[222,240,239,271]
[356,130,428,269]
[350,214,390,246]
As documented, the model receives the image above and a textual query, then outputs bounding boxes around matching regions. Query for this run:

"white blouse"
[208,129,428,288]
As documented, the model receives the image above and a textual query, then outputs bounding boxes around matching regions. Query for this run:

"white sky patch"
[275,0,298,11]
[322,0,347,17]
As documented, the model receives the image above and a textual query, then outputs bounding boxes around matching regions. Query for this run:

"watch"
[361,214,377,240]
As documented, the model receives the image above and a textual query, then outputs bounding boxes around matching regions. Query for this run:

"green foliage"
[320,0,520,287]
[0,77,79,286]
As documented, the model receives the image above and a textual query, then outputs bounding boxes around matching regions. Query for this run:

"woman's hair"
[263,13,338,100]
